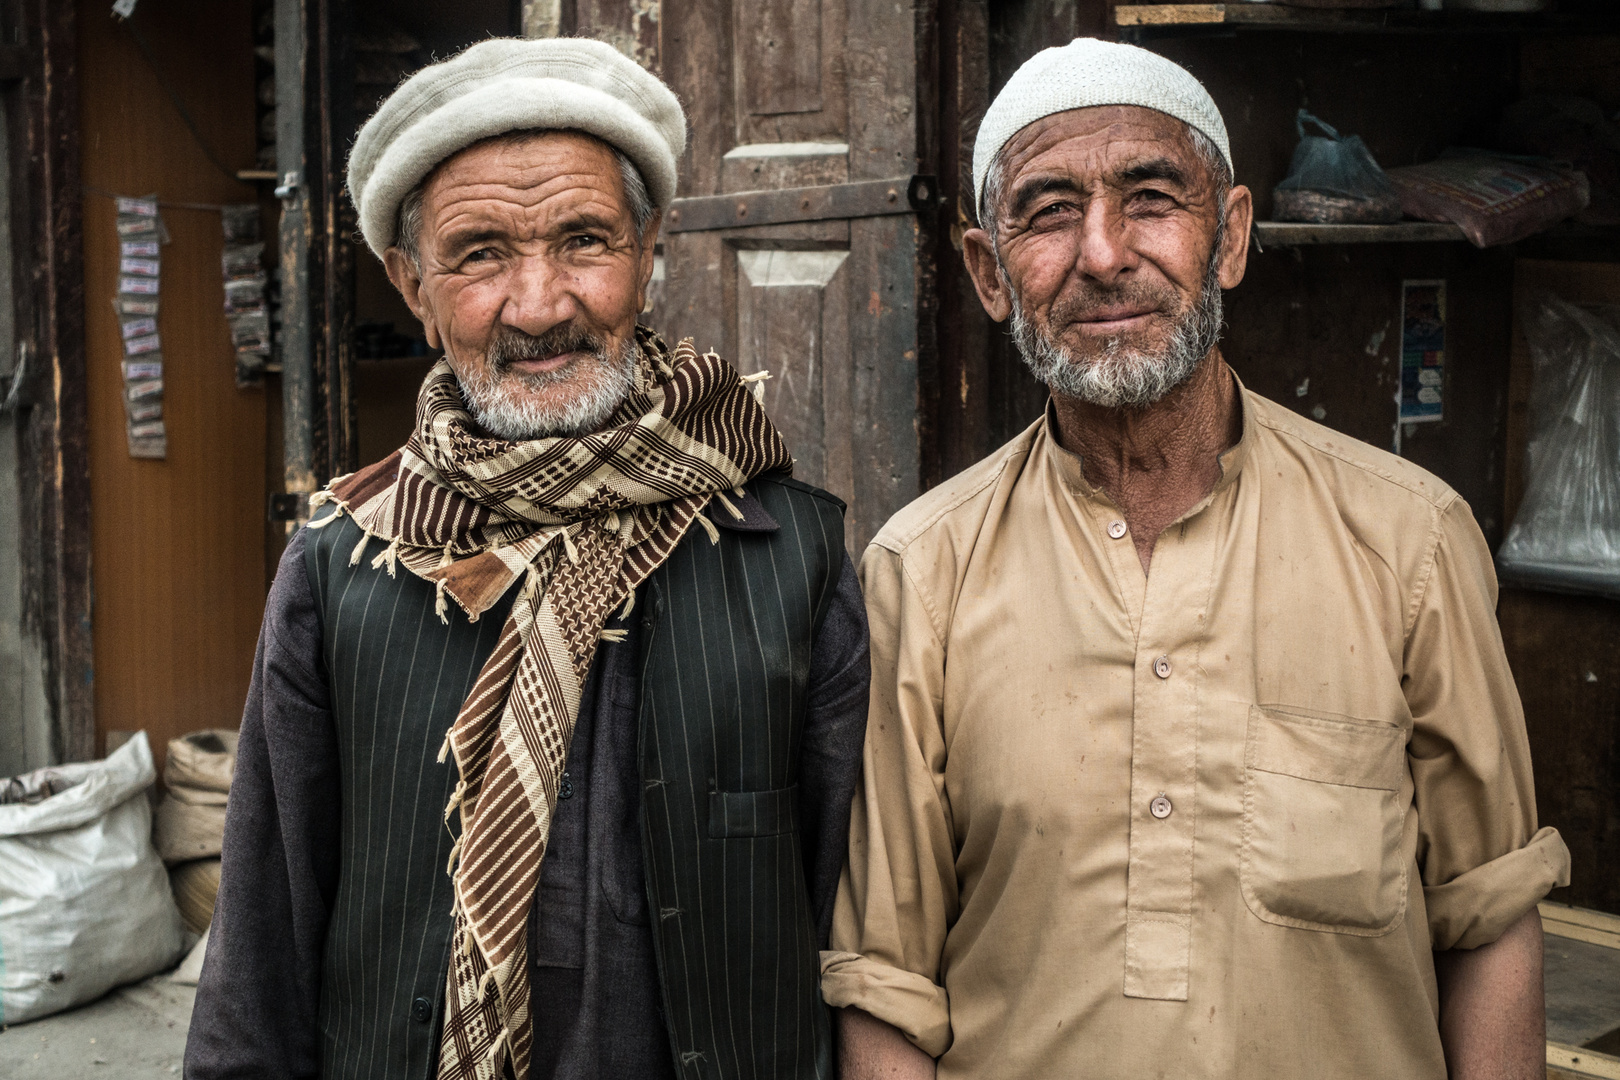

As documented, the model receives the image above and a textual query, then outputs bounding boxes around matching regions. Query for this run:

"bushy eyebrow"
[1004,155,1193,223]
[1007,175,1085,221]
[437,210,620,256]
[1118,157,1191,188]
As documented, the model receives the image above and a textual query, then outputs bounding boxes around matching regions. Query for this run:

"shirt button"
[1153,655,1172,679]
[1150,794,1173,819]
[559,771,574,800]
[1107,519,1128,539]
[411,997,432,1024]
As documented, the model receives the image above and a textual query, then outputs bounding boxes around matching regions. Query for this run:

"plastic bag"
[1272,110,1402,224]
[1497,297,1620,597]
[0,732,186,1025]
[1388,151,1590,247]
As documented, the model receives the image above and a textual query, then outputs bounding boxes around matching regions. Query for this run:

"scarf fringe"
[738,368,772,404]
[713,489,744,521]
[445,779,469,822]
[598,628,628,644]
[306,504,344,529]
[445,833,464,876]
[435,578,450,625]
[349,531,370,567]
[370,536,401,578]
[695,512,720,545]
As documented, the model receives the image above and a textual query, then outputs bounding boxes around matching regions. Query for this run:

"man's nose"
[499,252,579,336]
[1073,200,1138,287]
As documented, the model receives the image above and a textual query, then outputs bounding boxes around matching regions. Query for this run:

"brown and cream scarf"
[307,327,790,1080]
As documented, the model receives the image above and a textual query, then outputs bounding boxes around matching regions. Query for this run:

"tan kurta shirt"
[822,382,1570,1079]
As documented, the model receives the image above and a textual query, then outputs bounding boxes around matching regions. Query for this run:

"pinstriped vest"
[307,475,844,1080]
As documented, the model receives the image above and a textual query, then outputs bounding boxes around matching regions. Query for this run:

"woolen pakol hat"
[972,38,1233,215]
[346,37,687,259]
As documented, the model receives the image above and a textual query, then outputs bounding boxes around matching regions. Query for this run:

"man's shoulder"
[870,418,1042,559]
[754,472,847,515]
[1245,390,1457,513]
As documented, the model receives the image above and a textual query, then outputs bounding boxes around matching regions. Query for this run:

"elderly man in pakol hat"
[827,39,1567,1080]
[186,38,868,1080]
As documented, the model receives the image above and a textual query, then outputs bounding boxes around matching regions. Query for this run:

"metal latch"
[665,175,938,233]
[268,491,310,522]
[273,170,301,200]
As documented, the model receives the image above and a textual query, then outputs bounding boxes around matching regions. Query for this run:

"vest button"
[411,997,432,1024]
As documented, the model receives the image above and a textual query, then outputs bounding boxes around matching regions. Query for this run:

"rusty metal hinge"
[665,175,938,234]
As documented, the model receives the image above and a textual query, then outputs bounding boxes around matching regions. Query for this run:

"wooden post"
[17,0,95,761]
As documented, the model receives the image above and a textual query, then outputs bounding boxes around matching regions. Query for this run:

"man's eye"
[1031,202,1076,225]
[569,233,604,250]
[1132,189,1175,206]
[463,248,496,264]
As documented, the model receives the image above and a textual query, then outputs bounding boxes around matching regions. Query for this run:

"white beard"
[1008,259,1225,410]
[453,335,638,441]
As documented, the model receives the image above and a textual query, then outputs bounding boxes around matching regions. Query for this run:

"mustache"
[1047,279,1179,327]
[485,325,609,373]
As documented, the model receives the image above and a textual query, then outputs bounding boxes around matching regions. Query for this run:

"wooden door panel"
[737,0,824,117]
[646,0,923,553]
[735,247,850,490]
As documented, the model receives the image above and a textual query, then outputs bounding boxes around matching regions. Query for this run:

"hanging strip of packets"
[115,195,167,459]
[221,204,270,387]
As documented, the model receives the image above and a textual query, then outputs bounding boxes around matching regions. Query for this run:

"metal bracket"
[665,175,938,234]
[273,170,301,200]
[268,491,310,522]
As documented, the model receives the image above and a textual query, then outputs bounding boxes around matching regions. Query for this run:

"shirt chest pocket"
[1240,705,1408,935]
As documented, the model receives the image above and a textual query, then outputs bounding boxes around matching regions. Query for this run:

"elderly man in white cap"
[825,38,1567,1080]
[186,37,869,1080]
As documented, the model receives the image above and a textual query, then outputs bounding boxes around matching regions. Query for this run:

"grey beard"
[454,332,638,440]
[1009,261,1225,410]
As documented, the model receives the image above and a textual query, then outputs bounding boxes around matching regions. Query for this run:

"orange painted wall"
[78,0,268,772]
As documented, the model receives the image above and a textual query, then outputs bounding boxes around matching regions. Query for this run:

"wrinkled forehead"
[996,104,1210,191]
[425,128,623,200]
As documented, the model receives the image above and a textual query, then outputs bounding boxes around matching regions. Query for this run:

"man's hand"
[837,1007,936,1079]
[1435,905,1546,1080]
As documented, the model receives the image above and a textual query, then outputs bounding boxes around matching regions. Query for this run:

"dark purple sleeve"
[185,529,340,1080]
[799,551,871,948]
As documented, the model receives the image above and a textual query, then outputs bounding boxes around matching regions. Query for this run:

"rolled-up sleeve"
[820,542,958,1058]
[1406,495,1570,951]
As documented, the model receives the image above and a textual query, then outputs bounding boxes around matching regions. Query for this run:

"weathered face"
[384,131,659,439]
[962,105,1252,408]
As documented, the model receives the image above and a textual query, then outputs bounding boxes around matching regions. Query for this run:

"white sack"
[0,732,187,1025]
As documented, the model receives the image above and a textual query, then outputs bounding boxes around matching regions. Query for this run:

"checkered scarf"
[307,328,790,1079]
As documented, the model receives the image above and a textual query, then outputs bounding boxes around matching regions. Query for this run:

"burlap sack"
[154,729,238,865]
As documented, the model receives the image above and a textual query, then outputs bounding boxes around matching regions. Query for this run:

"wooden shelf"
[1114,4,1582,34]
[1254,221,1468,247]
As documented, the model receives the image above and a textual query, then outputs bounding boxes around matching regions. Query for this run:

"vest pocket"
[708,785,799,838]
[1240,705,1407,935]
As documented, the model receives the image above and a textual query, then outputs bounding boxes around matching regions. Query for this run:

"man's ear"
[1216,185,1253,291]
[961,227,1014,323]
[635,210,664,313]
[383,247,441,349]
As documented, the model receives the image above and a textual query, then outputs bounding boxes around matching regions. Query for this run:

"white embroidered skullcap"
[347,37,687,258]
[972,38,1232,216]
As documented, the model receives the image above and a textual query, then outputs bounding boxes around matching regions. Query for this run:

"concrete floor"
[0,974,194,1079]
[0,916,1615,1078]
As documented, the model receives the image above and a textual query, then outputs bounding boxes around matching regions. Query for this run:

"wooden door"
[608,0,933,553]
